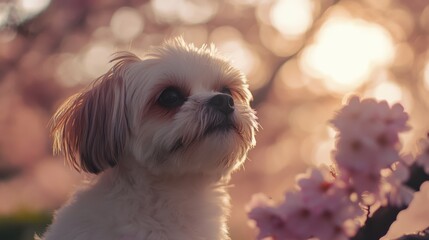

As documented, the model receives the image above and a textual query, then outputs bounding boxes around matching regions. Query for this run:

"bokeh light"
[151,0,218,24]
[312,127,336,166]
[300,13,395,93]
[16,0,51,20]
[269,0,314,38]
[110,7,144,42]
[0,4,10,27]
[210,26,259,77]
[372,81,403,103]
[82,41,115,79]
[56,54,85,87]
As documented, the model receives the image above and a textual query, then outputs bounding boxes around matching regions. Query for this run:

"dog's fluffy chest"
[43,171,231,240]
[115,186,230,240]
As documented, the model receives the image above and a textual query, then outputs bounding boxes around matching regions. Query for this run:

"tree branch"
[351,164,429,240]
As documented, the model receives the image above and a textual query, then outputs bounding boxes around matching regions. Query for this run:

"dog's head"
[51,37,258,177]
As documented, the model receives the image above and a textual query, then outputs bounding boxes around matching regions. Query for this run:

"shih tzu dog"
[41,37,258,240]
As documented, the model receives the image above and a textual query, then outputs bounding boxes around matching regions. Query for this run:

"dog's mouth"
[203,119,236,136]
[169,119,238,152]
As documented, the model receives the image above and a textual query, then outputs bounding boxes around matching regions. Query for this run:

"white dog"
[41,37,258,240]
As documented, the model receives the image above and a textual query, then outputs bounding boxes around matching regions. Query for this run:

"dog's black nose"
[208,94,234,115]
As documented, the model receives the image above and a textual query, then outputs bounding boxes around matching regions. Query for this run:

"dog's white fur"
[41,37,257,240]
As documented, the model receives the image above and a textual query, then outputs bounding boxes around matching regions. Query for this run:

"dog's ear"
[50,52,140,174]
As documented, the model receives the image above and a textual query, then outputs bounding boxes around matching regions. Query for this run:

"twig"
[351,164,429,240]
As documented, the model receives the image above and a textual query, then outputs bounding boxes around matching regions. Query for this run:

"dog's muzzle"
[207,94,235,115]
[204,93,236,133]
[169,94,238,153]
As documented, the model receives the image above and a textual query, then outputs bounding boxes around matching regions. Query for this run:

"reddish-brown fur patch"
[50,52,140,174]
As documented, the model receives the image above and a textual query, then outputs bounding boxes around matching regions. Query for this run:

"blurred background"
[1,0,429,239]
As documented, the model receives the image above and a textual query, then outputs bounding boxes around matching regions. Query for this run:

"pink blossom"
[283,190,360,240]
[339,167,382,195]
[248,176,362,240]
[248,206,287,240]
[282,169,362,240]
[248,96,413,240]
[331,96,408,195]
[295,167,338,212]
[247,194,297,240]
[247,193,275,210]
[381,162,414,206]
[296,168,335,196]
[331,97,409,134]
[276,192,316,239]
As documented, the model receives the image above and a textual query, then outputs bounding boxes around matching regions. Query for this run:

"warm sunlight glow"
[83,42,114,78]
[151,0,177,23]
[269,0,314,38]
[152,0,218,24]
[217,40,256,75]
[0,4,9,27]
[300,16,395,93]
[313,137,335,166]
[16,0,50,18]
[178,0,218,24]
[372,81,403,103]
[110,7,144,42]
[312,127,336,166]
[210,26,257,76]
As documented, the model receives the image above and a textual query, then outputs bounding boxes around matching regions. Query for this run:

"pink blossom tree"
[248,96,429,240]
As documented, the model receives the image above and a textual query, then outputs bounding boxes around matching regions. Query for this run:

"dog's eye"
[158,87,186,109]
[221,87,232,96]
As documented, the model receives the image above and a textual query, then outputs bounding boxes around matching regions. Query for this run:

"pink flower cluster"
[331,97,410,201]
[248,97,413,240]
[248,168,362,240]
